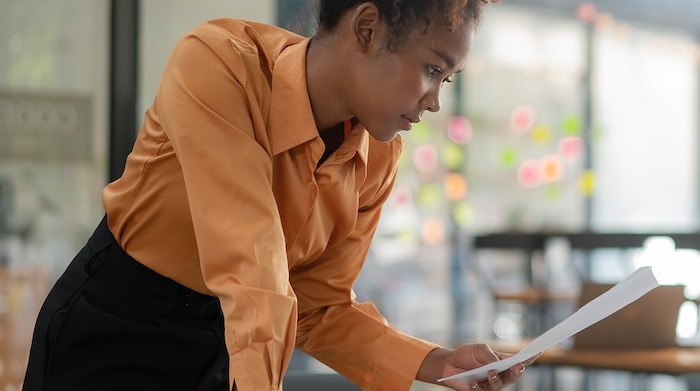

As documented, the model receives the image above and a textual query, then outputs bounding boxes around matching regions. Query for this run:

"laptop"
[573,283,686,350]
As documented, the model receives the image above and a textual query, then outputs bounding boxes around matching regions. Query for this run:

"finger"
[501,363,526,386]
[474,344,500,363]
[441,379,474,391]
[493,351,512,361]
[470,371,504,391]
[486,370,503,390]
[523,352,542,365]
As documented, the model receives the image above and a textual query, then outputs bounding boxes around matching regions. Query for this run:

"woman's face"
[352,21,474,142]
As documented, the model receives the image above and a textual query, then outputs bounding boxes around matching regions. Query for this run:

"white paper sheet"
[438,266,659,384]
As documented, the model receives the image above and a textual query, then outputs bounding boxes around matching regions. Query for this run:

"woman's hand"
[417,344,538,391]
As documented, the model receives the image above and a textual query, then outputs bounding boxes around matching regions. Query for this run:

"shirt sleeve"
[291,147,439,391]
[156,30,294,391]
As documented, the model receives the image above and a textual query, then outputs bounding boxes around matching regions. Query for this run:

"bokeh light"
[443,173,468,202]
[410,120,431,143]
[421,217,445,245]
[561,114,582,135]
[558,136,584,162]
[517,159,541,188]
[576,2,598,24]
[500,146,518,168]
[510,105,536,134]
[541,155,563,183]
[391,185,414,209]
[530,123,552,144]
[579,170,595,196]
[413,144,439,173]
[447,116,473,145]
[451,201,473,228]
[416,183,442,209]
[441,143,465,171]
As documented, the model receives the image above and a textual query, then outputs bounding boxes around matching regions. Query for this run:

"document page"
[438,266,659,384]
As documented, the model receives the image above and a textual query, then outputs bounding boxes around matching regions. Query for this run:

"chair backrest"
[573,283,686,349]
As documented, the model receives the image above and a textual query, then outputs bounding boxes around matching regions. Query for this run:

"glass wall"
[3,1,697,389]
[0,0,110,387]
[457,4,699,235]
[462,5,589,232]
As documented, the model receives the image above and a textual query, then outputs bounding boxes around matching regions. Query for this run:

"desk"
[491,340,700,375]
[474,232,700,251]
[473,231,700,336]
[490,340,700,391]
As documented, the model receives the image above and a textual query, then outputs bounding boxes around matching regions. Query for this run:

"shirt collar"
[268,37,319,155]
[267,37,370,167]
[332,121,369,165]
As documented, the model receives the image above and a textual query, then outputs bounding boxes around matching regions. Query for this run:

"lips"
[401,115,421,130]
[404,115,421,124]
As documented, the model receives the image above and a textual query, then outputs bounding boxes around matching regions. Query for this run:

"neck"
[306,35,353,132]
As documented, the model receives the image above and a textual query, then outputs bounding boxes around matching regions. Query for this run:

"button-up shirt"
[103,18,438,391]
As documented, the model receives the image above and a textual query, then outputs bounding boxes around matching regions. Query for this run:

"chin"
[367,130,399,143]
[360,119,401,142]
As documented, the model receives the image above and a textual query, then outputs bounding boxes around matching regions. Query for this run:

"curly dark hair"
[317,0,497,50]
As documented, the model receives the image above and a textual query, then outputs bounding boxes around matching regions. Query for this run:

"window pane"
[592,24,699,231]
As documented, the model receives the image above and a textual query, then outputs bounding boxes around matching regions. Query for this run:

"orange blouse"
[102,18,438,391]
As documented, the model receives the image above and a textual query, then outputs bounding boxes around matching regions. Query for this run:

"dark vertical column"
[578,14,596,280]
[696,33,700,229]
[582,22,594,230]
[450,72,469,344]
[693,30,700,380]
[109,0,139,182]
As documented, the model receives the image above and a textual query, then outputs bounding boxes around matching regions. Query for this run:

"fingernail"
[490,374,498,381]
[470,385,478,390]
[518,365,526,374]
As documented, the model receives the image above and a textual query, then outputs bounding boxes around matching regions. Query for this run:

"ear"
[350,3,383,52]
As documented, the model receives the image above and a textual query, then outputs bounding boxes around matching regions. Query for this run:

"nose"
[421,87,441,113]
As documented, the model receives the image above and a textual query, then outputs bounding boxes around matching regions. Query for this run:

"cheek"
[396,78,430,108]
[378,67,427,102]
[372,57,414,92]
[356,58,426,118]
[393,63,431,97]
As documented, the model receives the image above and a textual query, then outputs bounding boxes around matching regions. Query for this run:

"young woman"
[23,1,535,390]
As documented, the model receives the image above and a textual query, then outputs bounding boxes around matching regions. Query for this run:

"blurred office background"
[1,0,699,390]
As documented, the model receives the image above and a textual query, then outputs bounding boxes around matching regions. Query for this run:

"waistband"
[88,215,217,309]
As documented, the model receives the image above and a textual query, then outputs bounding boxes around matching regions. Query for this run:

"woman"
[23,1,534,390]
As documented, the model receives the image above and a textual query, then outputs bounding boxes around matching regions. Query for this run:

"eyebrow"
[431,48,462,72]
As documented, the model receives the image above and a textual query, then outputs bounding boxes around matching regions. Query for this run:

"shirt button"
[307,181,315,190]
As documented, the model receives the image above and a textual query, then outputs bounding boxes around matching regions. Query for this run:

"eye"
[427,65,441,79]
[427,65,454,84]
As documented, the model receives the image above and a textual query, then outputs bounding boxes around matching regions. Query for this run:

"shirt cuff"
[371,330,440,391]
